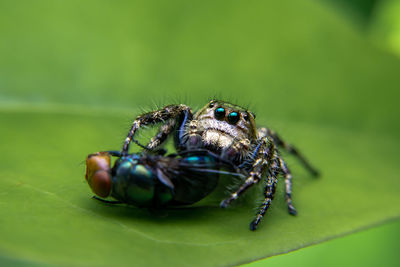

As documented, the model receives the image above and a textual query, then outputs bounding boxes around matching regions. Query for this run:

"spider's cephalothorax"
[121,100,319,230]
[182,100,258,163]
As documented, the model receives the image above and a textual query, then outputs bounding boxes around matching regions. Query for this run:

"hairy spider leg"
[146,118,177,150]
[279,158,297,215]
[221,136,283,230]
[249,141,281,230]
[250,173,278,231]
[220,137,276,208]
[259,128,319,177]
[122,104,192,154]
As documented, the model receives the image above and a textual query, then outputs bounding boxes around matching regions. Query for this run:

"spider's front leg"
[146,118,177,150]
[122,104,192,154]
[220,136,280,230]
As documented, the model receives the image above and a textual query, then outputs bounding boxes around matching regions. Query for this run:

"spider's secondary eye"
[214,107,225,120]
[209,102,215,108]
[243,114,249,121]
[228,112,240,124]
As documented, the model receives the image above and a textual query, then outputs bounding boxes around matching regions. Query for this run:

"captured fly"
[85,150,244,207]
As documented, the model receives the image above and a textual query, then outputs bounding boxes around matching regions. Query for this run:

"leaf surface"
[0,108,399,266]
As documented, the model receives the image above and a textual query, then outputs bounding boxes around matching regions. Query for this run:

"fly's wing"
[156,165,175,190]
[161,155,244,205]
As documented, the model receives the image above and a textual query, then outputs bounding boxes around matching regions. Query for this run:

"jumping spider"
[122,100,319,230]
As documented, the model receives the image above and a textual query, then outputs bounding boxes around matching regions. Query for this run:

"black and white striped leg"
[250,174,278,231]
[146,118,177,150]
[220,137,275,208]
[249,149,280,231]
[220,170,262,208]
[259,128,320,177]
[121,104,192,154]
[279,158,297,215]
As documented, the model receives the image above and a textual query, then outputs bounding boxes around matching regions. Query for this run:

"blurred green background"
[248,0,400,265]
[1,0,400,266]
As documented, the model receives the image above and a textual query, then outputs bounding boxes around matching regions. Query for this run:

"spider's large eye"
[214,107,225,120]
[227,112,240,124]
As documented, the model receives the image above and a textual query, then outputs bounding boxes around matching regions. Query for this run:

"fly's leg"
[103,151,122,157]
[279,158,297,215]
[122,105,192,154]
[92,196,123,204]
[258,127,319,176]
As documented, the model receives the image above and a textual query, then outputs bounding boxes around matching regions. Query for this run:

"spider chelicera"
[121,100,319,230]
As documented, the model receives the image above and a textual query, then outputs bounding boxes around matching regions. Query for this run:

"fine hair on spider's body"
[121,100,319,230]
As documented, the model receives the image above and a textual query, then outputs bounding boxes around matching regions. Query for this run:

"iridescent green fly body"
[85,150,243,208]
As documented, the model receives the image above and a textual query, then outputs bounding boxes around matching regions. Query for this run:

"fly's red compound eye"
[91,170,111,198]
[85,152,112,198]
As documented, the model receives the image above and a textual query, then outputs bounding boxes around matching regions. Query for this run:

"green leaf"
[247,219,400,267]
[0,0,400,266]
[1,105,399,267]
